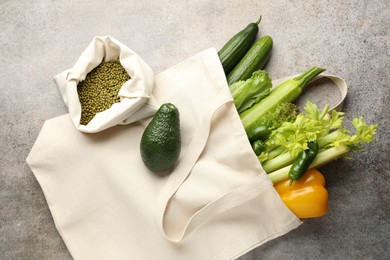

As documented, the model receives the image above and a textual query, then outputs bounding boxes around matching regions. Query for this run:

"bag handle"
[155,91,237,242]
[321,74,348,111]
[156,73,348,243]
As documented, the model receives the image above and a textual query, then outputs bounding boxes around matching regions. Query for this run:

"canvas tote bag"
[26,48,347,259]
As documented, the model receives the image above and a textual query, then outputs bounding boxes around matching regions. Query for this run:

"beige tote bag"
[26,48,346,259]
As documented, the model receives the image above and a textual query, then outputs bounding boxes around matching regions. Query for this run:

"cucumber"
[227,35,273,85]
[218,16,261,75]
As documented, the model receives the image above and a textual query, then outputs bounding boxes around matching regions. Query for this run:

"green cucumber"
[227,35,273,85]
[218,16,261,75]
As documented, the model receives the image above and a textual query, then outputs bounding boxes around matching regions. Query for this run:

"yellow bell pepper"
[274,168,328,219]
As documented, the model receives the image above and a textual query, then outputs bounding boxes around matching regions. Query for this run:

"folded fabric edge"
[28,165,76,259]
[25,123,76,259]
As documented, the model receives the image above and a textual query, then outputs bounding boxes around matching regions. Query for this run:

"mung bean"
[77,59,130,125]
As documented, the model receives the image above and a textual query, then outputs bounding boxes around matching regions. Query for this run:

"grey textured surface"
[1,0,389,259]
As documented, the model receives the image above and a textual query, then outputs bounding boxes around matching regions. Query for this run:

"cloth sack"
[27,48,347,259]
[54,36,156,133]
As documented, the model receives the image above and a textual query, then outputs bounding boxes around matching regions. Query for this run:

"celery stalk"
[261,129,346,173]
[264,146,287,161]
[316,129,345,147]
[267,145,350,184]
[262,152,292,173]
[256,101,377,184]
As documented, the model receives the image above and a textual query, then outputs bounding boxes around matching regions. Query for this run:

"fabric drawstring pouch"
[27,47,347,259]
[54,36,156,133]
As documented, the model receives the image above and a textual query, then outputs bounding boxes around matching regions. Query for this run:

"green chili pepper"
[252,140,266,156]
[288,141,319,185]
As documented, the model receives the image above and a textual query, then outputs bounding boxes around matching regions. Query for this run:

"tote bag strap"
[156,73,348,243]
[155,90,275,243]
[155,90,239,242]
[322,74,348,111]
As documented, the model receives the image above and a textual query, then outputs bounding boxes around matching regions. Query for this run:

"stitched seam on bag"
[228,99,267,177]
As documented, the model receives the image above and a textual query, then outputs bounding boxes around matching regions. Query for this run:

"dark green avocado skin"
[140,103,181,172]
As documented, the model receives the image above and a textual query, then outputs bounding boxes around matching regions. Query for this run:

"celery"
[259,101,377,184]
[261,129,346,173]
[262,152,292,173]
[267,146,350,184]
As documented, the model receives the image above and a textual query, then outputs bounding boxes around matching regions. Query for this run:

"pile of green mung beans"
[77,59,130,125]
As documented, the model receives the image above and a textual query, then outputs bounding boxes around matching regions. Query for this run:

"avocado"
[140,103,181,172]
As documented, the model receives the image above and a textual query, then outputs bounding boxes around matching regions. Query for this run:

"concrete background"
[1,0,389,259]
